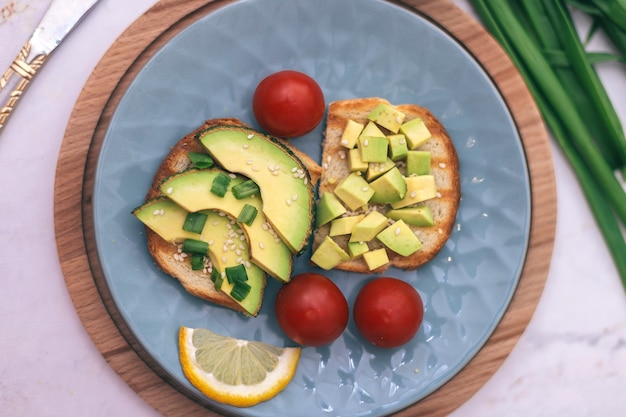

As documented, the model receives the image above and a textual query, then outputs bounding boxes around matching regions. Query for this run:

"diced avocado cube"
[387,134,409,161]
[311,236,350,270]
[334,173,375,210]
[329,214,365,236]
[316,192,347,227]
[369,167,407,204]
[365,158,396,181]
[362,248,389,270]
[359,121,386,139]
[406,151,431,176]
[358,136,388,163]
[386,206,435,227]
[400,118,432,149]
[348,148,368,172]
[340,120,364,149]
[367,103,406,133]
[377,219,423,256]
[348,241,369,258]
[390,175,437,209]
[349,211,389,243]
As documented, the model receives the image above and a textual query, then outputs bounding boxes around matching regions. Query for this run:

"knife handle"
[0,40,48,133]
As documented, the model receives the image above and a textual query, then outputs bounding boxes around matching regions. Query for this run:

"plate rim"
[54,0,557,416]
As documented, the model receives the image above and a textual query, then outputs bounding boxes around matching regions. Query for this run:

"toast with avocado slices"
[134,118,321,316]
[311,97,461,273]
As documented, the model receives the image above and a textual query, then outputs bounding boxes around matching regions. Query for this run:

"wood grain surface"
[54,0,557,416]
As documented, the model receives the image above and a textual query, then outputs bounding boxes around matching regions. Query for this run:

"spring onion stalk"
[521,0,626,172]
[567,0,626,61]
[470,0,626,289]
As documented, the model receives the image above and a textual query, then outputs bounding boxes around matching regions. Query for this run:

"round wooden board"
[54,0,557,415]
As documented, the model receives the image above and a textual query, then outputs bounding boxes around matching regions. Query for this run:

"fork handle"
[0,40,48,133]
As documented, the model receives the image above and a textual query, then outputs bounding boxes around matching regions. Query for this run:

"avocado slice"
[160,169,293,282]
[133,199,265,316]
[198,126,314,254]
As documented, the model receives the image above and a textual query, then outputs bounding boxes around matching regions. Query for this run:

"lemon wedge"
[178,326,301,407]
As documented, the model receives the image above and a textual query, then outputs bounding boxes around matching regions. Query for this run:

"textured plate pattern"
[93,0,530,416]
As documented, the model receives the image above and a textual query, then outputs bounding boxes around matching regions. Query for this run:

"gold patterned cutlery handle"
[0,41,49,133]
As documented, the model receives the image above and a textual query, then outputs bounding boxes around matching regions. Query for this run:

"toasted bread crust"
[314,98,461,273]
[143,118,321,314]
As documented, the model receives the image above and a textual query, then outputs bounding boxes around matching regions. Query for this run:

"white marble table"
[1,0,625,415]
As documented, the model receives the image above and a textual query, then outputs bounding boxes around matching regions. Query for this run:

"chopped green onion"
[237,204,258,225]
[210,173,231,197]
[190,255,205,270]
[230,281,252,301]
[225,264,248,284]
[182,212,208,234]
[182,239,209,256]
[188,152,214,169]
[211,268,223,291]
[231,180,260,199]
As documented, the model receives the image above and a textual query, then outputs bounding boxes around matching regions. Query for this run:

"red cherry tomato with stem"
[274,272,348,346]
[353,277,424,348]
[252,70,325,138]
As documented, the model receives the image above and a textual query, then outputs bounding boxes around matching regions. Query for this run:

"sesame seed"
[247,159,253,165]
[395,227,401,235]
[410,191,417,198]
[208,240,215,245]
[259,242,265,249]
[166,187,173,194]
[286,199,292,206]
[363,139,369,146]
[252,167,259,172]
[221,256,227,263]
[243,144,250,149]
[436,192,442,198]
[439,162,447,168]
[339,151,346,159]
[247,134,254,139]
[396,116,403,123]
[341,139,349,146]
[152,209,161,216]
[292,194,298,201]
[362,186,369,192]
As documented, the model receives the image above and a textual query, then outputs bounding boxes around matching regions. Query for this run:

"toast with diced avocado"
[311,98,461,273]
[134,118,321,316]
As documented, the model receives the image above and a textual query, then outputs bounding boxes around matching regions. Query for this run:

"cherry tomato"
[353,277,424,348]
[274,272,348,346]
[252,70,325,138]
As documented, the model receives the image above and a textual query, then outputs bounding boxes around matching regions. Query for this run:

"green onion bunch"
[468,0,626,289]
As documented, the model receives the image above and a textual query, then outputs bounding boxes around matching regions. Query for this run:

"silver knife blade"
[0,0,101,133]
[30,0,101,56]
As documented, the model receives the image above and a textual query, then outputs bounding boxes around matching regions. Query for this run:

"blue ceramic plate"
[93,0,531,416]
